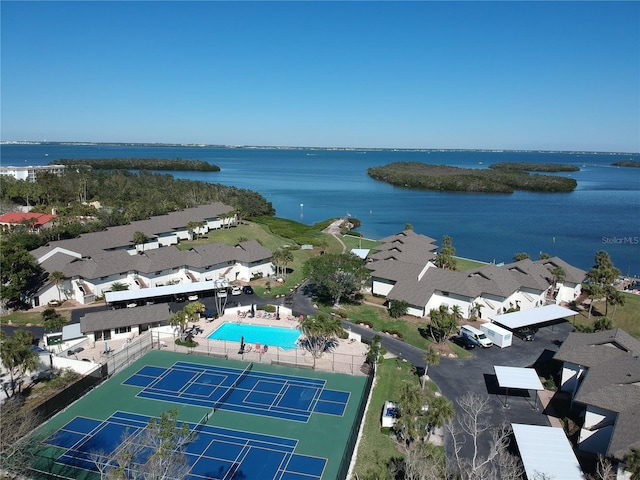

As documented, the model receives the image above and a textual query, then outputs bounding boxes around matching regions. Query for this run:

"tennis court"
[122,360,350,422]
[31,350,371,480]
[46,411,326,480]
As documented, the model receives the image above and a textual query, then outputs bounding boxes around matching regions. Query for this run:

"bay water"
[2,144,639,276]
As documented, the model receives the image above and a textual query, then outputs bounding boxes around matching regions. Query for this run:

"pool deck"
[71,305,369,376]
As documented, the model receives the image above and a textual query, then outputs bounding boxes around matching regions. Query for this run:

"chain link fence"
[152,330,369,376]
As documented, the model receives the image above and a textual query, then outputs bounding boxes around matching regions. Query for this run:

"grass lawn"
[575,291,640,337]
[455,256,489,271]
[0,309,72,326]
[353,360,443,479]
[341,234,381,251]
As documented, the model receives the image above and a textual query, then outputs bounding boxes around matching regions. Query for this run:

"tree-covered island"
[54,158,220,171]
[367,162,577,193]
[489,162,579,172]
[612,160,640,168]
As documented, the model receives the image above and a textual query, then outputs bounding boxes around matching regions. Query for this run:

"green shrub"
[264,304,276,313]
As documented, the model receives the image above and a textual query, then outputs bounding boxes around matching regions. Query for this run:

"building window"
[116,326,132,334]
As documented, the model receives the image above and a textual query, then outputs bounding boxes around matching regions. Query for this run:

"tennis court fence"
[152,331,369,376]
[102,330,154,377]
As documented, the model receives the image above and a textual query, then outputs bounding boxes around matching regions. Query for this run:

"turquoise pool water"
[207,323,302,350]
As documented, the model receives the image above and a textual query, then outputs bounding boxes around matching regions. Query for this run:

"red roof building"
[0,212,57,231]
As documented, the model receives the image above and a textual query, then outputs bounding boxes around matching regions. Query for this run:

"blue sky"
[2,1,638,152]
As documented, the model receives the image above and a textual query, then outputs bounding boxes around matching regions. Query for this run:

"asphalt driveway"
[428,321,574,460]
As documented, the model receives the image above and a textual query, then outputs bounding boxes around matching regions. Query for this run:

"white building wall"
[579,406,616,454]
[425,293,471,318]
[372,278,395,297]
[556,282,582,304]
[559,362,585,396]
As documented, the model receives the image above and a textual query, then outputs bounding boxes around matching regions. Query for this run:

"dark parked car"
[242,285,254,295]
[513,326,536,341]
[453,335,476,350]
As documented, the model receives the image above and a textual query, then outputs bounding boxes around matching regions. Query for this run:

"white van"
[460,325,493,348]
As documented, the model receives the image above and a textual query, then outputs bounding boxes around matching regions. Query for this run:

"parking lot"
[427,321,574,460]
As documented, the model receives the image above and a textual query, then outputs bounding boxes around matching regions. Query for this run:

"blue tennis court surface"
[46,411,326,480]
[122,361,350,422]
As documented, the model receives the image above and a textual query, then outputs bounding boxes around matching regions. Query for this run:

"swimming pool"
[207,323,302,350]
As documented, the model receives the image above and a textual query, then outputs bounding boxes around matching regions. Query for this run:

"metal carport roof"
[512,423,585,480]
[489,304,576,329]
[105,280,225,304]
[494,366,543,408]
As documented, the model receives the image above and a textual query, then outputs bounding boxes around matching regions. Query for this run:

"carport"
[511,423,585,480]
[490,304,576,330]
[494,365,543,409]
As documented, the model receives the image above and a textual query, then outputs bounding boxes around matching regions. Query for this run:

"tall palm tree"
[280,249,294,278]
[49,270,65,302]
[271,250,284,277]
[422,346,440,390]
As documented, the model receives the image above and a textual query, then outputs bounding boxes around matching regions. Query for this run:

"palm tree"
[422,346,440,390]
[169,310,189,341]
[271,250,284,277]
[132,231,149,253]
[299,313,343,368]
[425,396,454,440]
[549,266,566,297]
[450,305,463,324]
[49,270,65,302]
[280,249,294,278]
[110,282,129,291]
[185,221,200,240]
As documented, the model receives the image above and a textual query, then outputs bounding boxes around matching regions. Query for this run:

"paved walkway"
[322,219,347,253]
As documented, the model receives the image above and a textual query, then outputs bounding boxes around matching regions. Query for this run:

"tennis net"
[214,362,253,412]
[190,411,209,439]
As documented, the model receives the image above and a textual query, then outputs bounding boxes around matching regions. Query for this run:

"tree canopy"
[299,312,344,367]
[435,235,457,270]
[303,253,370,306]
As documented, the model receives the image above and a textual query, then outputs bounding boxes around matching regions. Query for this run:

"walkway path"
[322,219,347,253]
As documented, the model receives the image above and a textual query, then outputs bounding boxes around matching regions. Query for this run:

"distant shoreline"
[1,141,637,156]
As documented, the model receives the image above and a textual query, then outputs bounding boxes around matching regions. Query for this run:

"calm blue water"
[2,144,639,275]
[208,322,301,350]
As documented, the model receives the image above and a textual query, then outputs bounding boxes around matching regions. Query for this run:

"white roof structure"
[489,304,576,329]
[350,248,370,259]
[105,280,226,304]
[494,366,543,391]
[512,423,585,480]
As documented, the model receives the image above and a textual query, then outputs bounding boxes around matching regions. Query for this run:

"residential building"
[0,164,65,182]
[0,211,57,232]
[29,203,274,307]
[368,229,586,318]
[553,329,640,462]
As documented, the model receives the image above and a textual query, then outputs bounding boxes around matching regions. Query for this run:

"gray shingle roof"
[534,256,587,285]
[554,329,640,460]
[31,203,234,259]
[80,303,171,333]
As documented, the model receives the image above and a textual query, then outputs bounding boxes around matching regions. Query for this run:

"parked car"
[242,285,254,295]
[187,294,198,301]
[513,326,536,341]
[231,286,242,296]
[453,335,476,350]
[203,308,218,322]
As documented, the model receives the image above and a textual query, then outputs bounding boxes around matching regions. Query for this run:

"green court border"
[30,349,368,480]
